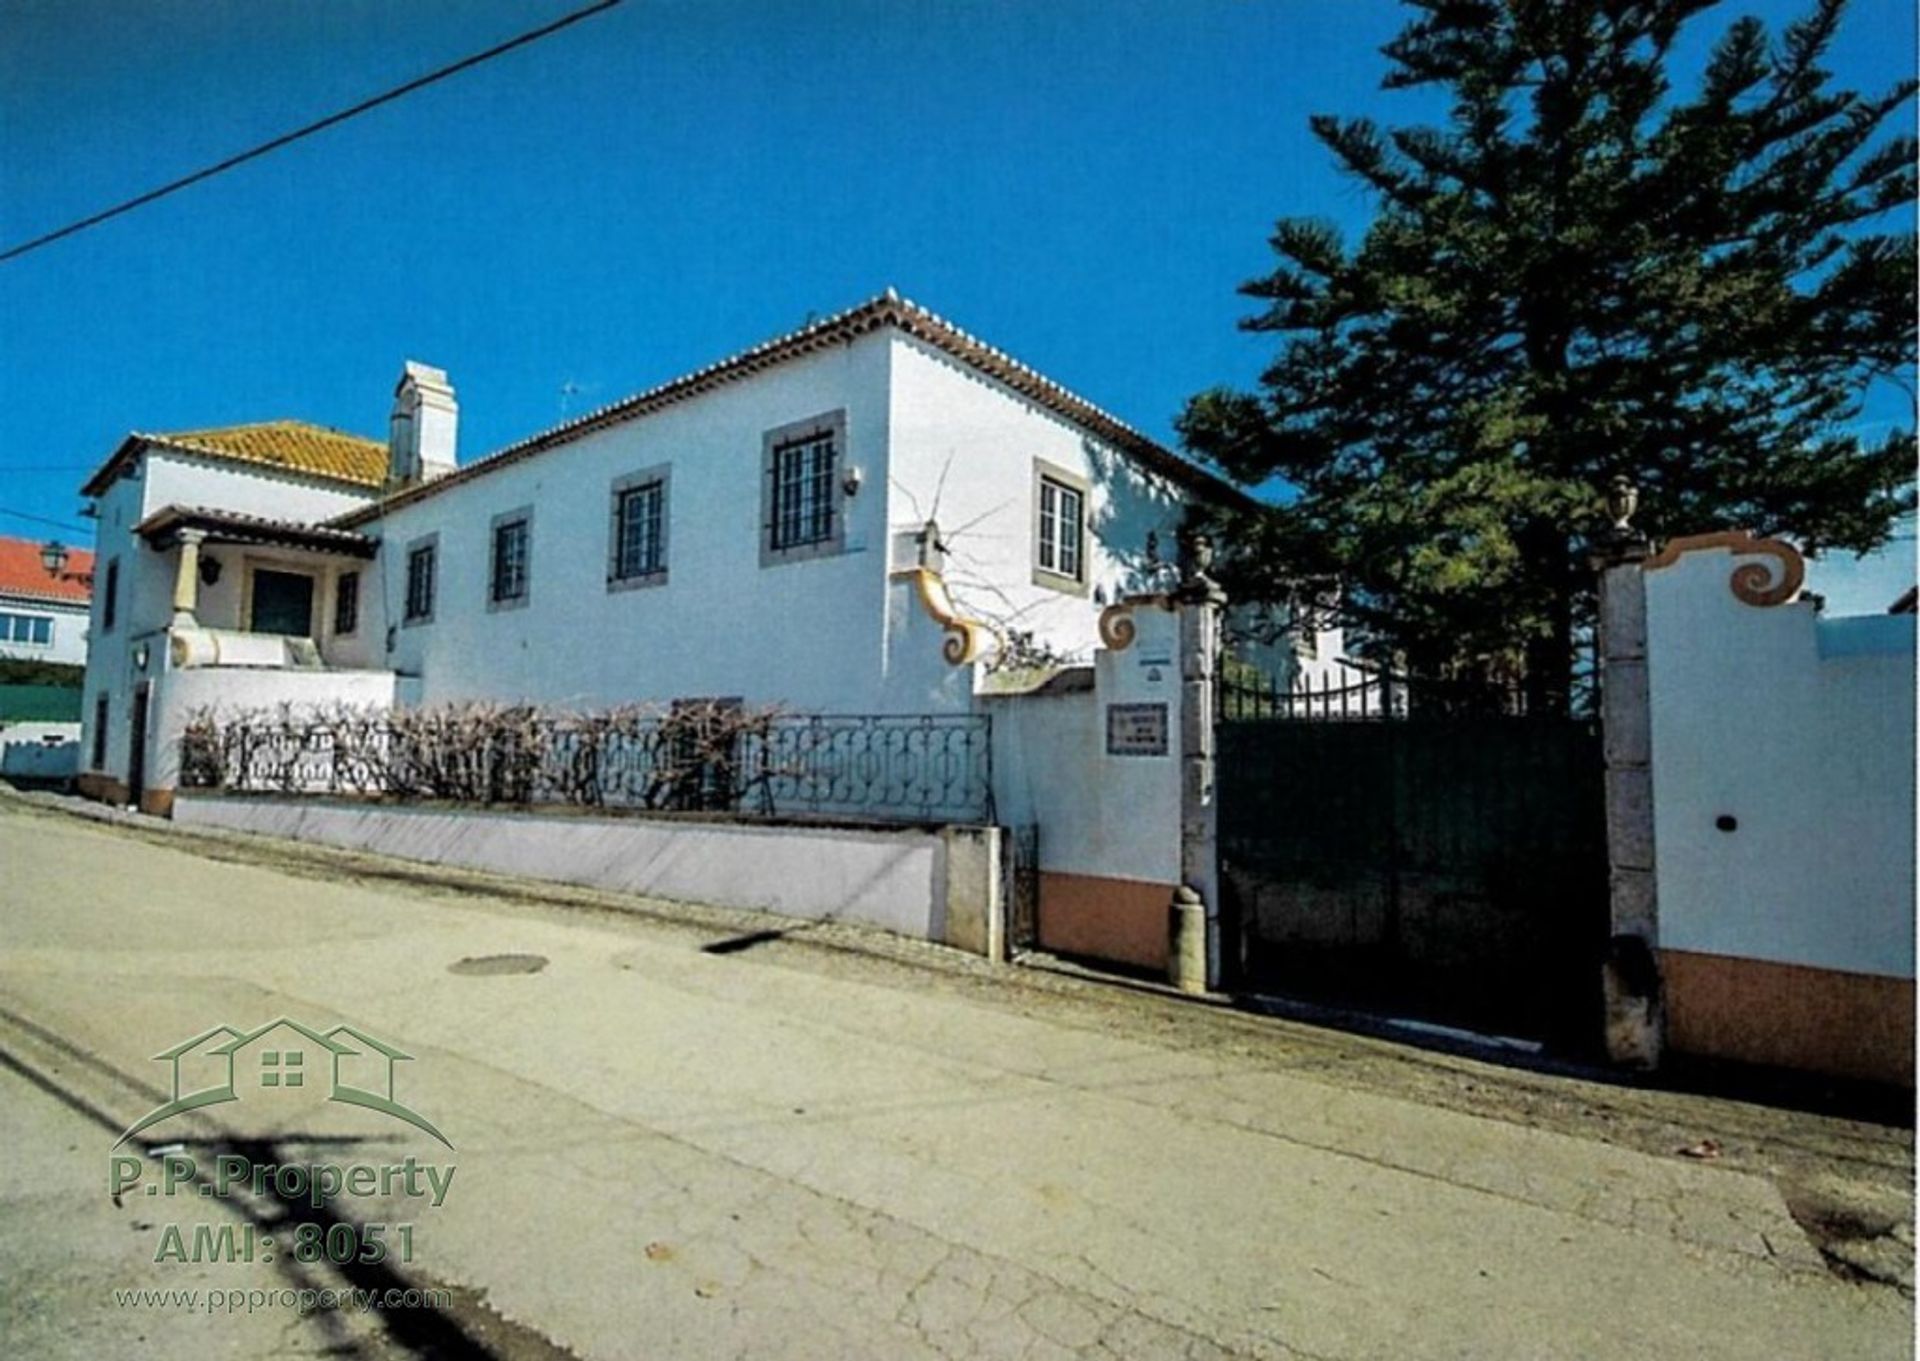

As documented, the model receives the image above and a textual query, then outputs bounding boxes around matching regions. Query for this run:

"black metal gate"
[1216,670,1608,1050]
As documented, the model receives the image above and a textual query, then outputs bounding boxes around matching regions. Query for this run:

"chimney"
[389,361,457,486]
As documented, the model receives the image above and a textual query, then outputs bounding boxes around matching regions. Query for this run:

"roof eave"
[78,433,150,499]
[336,293,1255,526]
[83,433,387,500]
[134,505,379,559]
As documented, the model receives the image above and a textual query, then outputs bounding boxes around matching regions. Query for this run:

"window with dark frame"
[102,558,119,632]
[490,516,530,604]
[769,428,837,552]
[91,693,108,769]
[615,481,666,580]
[404,543,436,622]
[334,571,360,635]
[1037,476,1085,582]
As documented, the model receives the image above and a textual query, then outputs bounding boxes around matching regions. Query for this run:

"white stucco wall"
[78,473,157,787]
[984,603,1183,886]
[79,450,380,786]
[360,336,898,714]
[184,544,371,669]
[1646,546,1916,980]
[147,665,399,792]
[75,323,1233,789]
[0,721,80,784]
[884,333,1189,678]
[137,451,374,524]
[0,597,90,667]
[171,795,984,947]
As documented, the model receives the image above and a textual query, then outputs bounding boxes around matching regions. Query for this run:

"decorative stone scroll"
[893,567,999,665]
[1644,530,1805,607]
[1097,593,1174,652]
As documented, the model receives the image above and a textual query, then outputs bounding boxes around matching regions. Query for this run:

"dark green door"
[250,570,314,637]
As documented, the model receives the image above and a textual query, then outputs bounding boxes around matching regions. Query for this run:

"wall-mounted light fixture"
[133,640,151,672]
[199,555,223,587]
[841,465,864,497]
[39,537,95,587]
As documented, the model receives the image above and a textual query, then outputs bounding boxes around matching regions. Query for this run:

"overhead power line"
[0,506,95,537]
[0,0,623,265]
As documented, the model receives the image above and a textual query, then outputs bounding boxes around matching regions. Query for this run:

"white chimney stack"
[389,361,457,486]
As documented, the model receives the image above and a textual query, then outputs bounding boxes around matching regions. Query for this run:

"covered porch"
[116,506,397,817]
[135,505,382,671]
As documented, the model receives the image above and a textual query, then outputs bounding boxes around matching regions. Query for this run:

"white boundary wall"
[0,721,80,785]
[986,602,1183,887]
[171,794,1002,956]
[1645,546,1915,979]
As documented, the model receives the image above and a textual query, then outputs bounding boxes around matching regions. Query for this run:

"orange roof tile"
[0,534,93,604]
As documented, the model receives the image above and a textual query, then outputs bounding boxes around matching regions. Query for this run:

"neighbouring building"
[0,534,93,667]
[74,290,1331,814]
[0,534,94,788]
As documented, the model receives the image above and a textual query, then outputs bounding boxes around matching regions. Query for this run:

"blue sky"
[0,0,1911,605]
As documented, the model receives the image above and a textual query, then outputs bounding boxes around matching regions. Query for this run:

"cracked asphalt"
[0,791,1910,1359]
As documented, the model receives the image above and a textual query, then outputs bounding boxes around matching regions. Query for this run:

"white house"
[0,535,94,788]
[0,535,93,667]
[75,291,1325,814]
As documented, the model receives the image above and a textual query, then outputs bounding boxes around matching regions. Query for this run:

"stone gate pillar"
[1171,533,1227,994]
[1591,478,1663,1067]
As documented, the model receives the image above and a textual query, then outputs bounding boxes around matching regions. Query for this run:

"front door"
[127,682,150,809]
[250,569,315,637]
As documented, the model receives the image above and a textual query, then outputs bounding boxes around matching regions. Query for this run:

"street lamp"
[39,539,69,577]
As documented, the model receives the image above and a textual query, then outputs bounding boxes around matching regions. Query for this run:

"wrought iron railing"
[1217,662,1534,722]
[180,711,994,826]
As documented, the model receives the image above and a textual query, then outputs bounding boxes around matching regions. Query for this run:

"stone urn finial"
[1606,475,1639,535]
[1175,528,1225,605]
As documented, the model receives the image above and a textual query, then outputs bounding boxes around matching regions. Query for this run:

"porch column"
[1590,478,1663,1068]
[171,529,207,629]
[1172,532,1227,994]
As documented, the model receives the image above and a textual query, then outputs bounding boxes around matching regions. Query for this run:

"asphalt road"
[0,794,1910,1359]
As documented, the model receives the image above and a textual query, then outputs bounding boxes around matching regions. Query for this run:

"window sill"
[1031,565,1090,598]
[608,570,669,594]
[760,538,845,568]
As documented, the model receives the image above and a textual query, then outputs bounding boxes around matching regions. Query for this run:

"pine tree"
[1180,0,1915,709]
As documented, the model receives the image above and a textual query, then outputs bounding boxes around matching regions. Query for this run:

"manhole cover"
[448,953,549,976]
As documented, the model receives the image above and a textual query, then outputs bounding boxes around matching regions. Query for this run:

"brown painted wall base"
[1663,948,1914,1087]
[75,773,129,806]
[1038,872,1175,972]
[140,789,175,818]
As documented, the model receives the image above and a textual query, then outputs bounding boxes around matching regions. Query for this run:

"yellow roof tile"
[144,421,389,488]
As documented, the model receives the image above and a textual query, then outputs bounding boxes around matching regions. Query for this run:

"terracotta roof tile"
[0,534,93,605]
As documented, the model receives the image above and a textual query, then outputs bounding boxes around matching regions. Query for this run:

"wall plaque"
[1106,702,1169,757]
